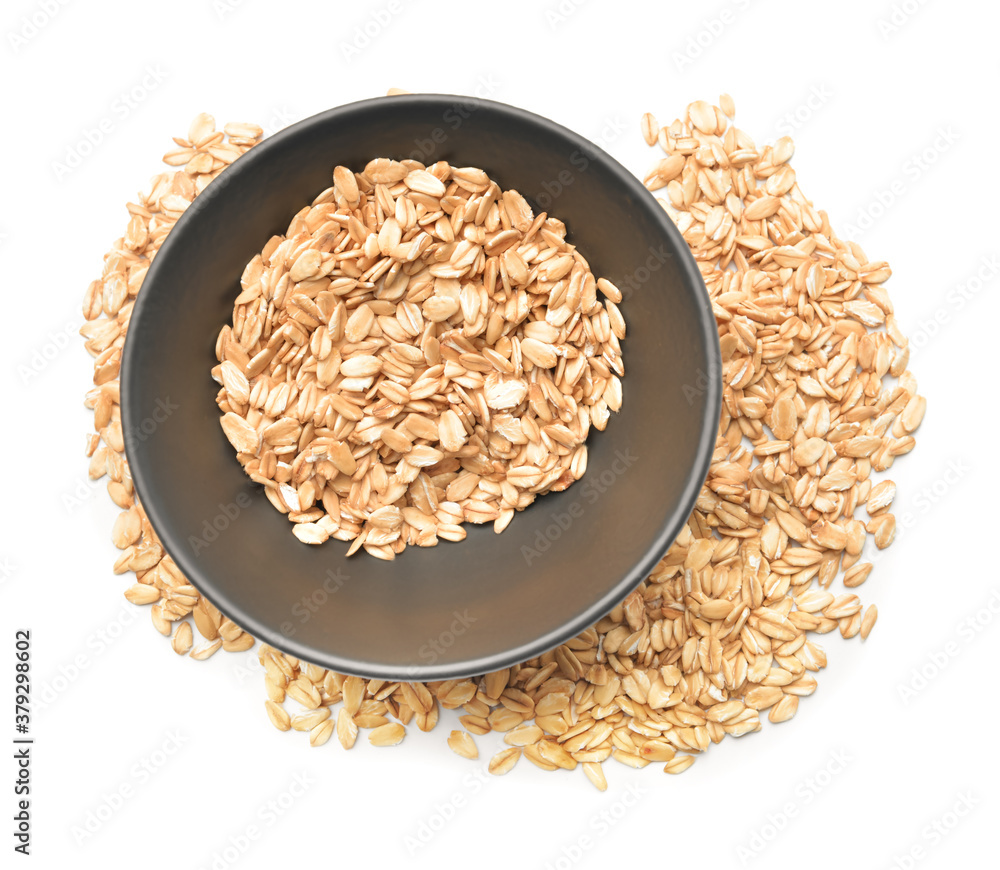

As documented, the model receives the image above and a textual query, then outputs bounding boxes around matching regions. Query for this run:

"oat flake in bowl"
[214,157,626,559]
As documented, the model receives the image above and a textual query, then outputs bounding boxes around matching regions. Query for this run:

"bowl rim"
[122,93,722,680]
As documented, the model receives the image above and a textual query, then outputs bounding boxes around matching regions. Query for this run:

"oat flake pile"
[213,157,625,558]
[80,95,925,791]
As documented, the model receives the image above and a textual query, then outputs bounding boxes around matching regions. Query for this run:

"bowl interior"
[121,95,720,680]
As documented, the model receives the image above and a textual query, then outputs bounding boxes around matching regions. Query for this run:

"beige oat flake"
[82,96,923,790]
[213,158,626,558]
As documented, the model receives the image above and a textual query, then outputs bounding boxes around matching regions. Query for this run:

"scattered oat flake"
[82,96,923,788]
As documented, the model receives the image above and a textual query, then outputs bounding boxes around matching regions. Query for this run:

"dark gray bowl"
[121,94,720,681]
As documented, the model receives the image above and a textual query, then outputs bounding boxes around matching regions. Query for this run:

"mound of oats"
[213,158,625,558]
[81,95,923,790]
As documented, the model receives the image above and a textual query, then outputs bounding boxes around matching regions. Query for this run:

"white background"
[1,0,995,868]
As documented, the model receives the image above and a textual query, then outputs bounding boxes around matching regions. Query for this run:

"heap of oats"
[81,97,924,790]
[213,157,624,558]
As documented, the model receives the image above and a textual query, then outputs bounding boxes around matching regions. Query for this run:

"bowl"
[121,94,721,681]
